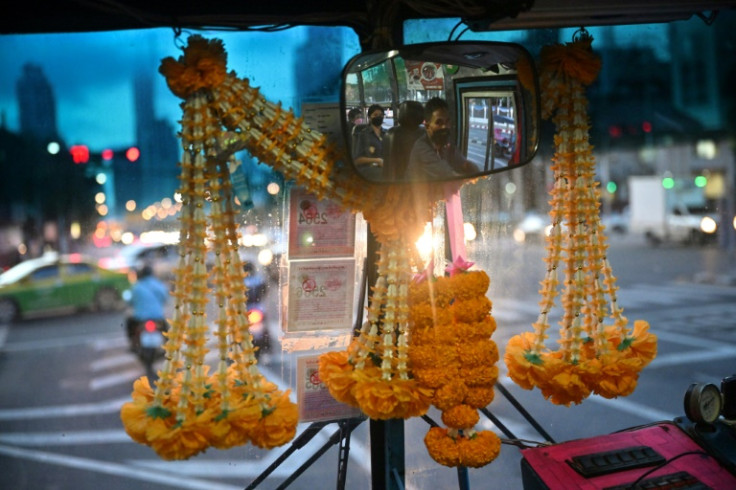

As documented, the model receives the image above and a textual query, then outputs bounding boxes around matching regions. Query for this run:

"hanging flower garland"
[408,264,501,468]
[121,37,302,460]
[121,34,452,458]
[504,35,657,406]
[319,237,433,419]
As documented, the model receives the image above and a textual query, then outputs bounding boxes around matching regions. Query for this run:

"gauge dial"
[684,383,723,424]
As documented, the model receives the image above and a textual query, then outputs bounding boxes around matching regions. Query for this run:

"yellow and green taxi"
[0,252,131,324]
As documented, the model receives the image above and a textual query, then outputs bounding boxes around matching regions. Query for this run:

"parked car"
[0,252,131,324]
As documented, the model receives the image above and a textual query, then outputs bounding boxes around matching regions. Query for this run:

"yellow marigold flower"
[209,397,262,449]
[353,379,400,420]
[460,364,498,387]
[413,367,455,389]
[441,404,480,430]
[623,320,658,367]
[408,343,456,369]
[424,427,461,467]
[539,364,591,406]
[457,430,501,468]
[540,39,601,87]
[433,380,468,411]
[447,271,490,300]
[130,376,155,403]
[318,350,358,406]
[408,325,438,346]
[455,341,498,367]
[250,393,299,449]
[389,378,433,418]
[452,297,492,323]
[120,400,154,445]
[583,355,641,399]
[159,36,228,99]
[148,411,215,460]
[504,332,541,390]
[464,386,495,408]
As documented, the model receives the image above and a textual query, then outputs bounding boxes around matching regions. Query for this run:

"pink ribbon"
[444,184,473,275]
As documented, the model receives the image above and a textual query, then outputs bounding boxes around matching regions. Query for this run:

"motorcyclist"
[126,265,169,348]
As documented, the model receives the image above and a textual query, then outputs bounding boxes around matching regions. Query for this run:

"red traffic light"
[126,147,140,162]
[69,145,89,164]
[144,320,157,332]
[102,149,114,160]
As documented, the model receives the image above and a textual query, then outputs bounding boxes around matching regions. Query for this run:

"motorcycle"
[125,317,167,382]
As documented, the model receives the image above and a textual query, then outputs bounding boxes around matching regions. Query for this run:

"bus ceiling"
[2,0,735,36]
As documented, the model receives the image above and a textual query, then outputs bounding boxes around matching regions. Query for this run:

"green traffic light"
[694,175,707,188]
[662,177,675,189]
[606,181,617,194]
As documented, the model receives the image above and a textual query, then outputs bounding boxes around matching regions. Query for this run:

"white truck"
[627,175,717,245]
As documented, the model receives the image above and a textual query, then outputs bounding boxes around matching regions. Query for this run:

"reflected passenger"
[352,104,386,179]
[384,100,424,180]
[408,97,477,180]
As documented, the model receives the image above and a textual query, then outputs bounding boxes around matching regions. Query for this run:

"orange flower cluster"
[504,37,657,406]
[121,367,297,460]
[120,42,298,458]
[408,270,502,468]
[159,35,228,98]
[424,427,501,468]
[318,239,433,420]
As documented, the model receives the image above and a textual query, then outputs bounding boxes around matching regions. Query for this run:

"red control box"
[520,421,736,489]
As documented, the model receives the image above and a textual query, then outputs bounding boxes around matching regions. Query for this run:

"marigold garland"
[319,238,433,420]
[120,37,299,460]
[408,269,501,468]
[504,36,657,406]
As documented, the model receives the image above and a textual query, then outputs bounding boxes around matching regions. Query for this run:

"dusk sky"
[0,27,360,152]
[0,21,669,153]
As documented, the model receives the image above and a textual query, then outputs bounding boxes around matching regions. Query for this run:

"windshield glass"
[1,13,735,490]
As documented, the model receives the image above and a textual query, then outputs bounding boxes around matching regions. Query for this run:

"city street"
[1,237,735,489]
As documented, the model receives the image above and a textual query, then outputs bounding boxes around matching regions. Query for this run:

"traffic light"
[70,144,89,164]
[126,147,140,162]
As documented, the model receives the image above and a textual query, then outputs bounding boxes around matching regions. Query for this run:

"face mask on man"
[370,115,384,127]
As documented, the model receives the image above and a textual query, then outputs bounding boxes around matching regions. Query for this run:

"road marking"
[0,396,130,420]
[89,368,143,391]
[0,422,371,475]
[588,395,678,422]
[653,330,732,350]
[90,353,137,371]
[92,335,129,350]
[0,444,242,490]
[0,429,131,446]
[648,346,736,369]
[2,332,120,352]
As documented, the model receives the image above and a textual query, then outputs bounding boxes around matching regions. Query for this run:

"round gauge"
[684,383,723,424]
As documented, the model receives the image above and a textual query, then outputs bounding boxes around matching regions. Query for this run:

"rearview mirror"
[342,42,540,184]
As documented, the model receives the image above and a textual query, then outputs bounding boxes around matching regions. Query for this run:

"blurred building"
[16,63,58,143]
[131,73,179,210]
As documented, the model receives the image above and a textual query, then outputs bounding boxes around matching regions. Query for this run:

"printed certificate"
[285,259,355,332]
[297,354,363,422]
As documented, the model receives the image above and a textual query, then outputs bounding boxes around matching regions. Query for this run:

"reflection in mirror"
[342,42,539,184]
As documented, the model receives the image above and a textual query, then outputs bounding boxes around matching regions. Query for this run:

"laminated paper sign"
[286,259,355,332]
[288,187,355,259]
[297,354,363,422]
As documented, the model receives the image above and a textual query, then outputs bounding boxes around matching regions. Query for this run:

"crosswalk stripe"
[89,368,143,391]
[90,353,137,371]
